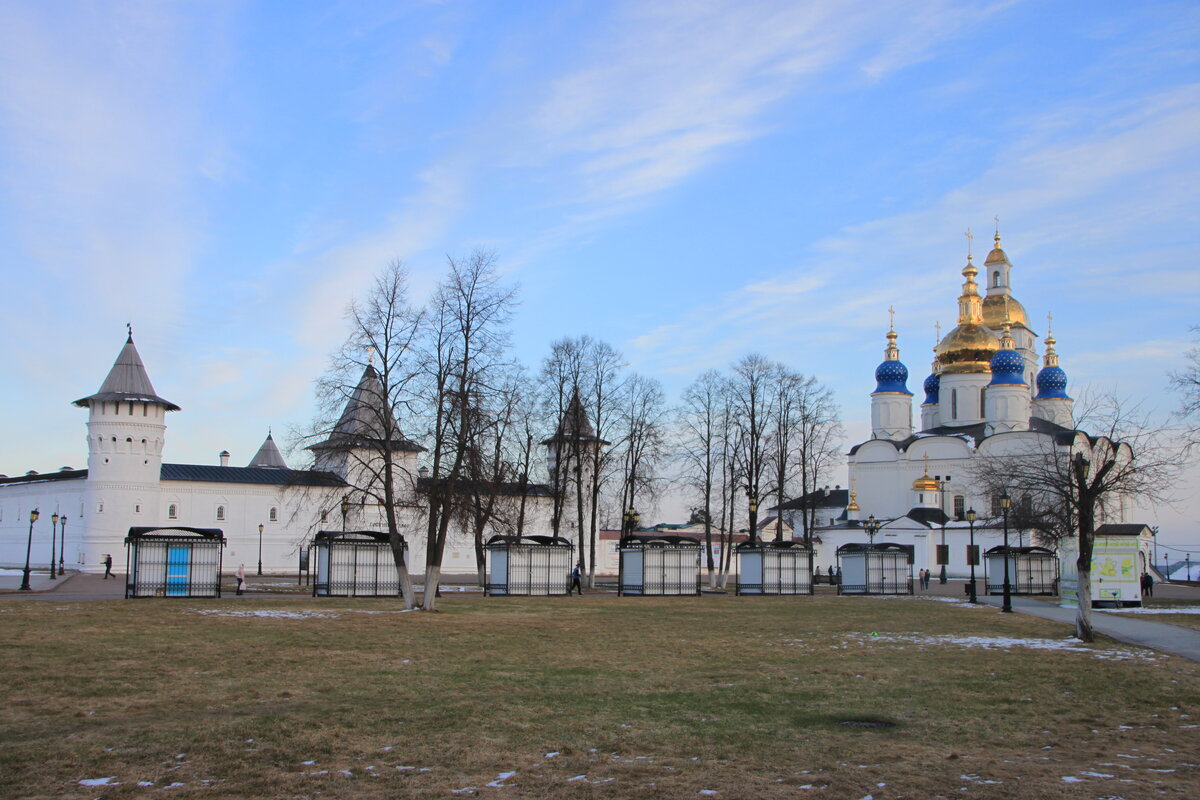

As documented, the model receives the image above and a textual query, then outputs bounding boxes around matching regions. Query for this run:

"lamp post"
[19,508,39,591]
[59,515,67,575]
[50,513,59,579]
[865,514,879,546]
[747,489,758,544]
[938,480,948,584]
[257,523,264,576]
[966,507,978,604]
[1000,491,1013,613]
[340,494,350,533]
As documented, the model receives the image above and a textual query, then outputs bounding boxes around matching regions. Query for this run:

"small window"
[168,504,178,520]
[135,503,141,513]
[216,505,225,521]
[269,507,278,522]
[97,501,104,514]
[143,404,148,416]
[993,270,1000,287]
[128,401,134,415]
[953,495,965,519]
[951,388,958,420]
[990,495,1001,516]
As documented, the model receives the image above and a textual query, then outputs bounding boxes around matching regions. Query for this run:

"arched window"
[993,270,1000,287]
[990,495,1001,516]
[135,503,142,514]
[168,504,178,520]
[216,505,225,521]
[269,507,278,522]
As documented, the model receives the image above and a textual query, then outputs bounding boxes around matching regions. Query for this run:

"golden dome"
[912,473,939,492]
[934,323,1000,374]
[982,293,1031,331]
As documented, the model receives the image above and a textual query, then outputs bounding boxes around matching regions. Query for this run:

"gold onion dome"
[983,293,1030,330]
[934,252,999,374]
[912,470,939,492]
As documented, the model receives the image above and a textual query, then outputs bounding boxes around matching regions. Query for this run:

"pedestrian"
[922,569,930,590]
[571,563,583,596]
[1142,572,1154,598]
[102,553,113,579]
[236,563,246,596]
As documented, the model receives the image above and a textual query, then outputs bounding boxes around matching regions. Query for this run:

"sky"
[1,0,1198,553]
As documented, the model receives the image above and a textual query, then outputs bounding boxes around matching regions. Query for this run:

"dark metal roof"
[416,476,553,497]
[308,365,425,453]
[774,488,850,512]
[312,529,401,545]
[541,389,610,446]
[849,416,1082,455]
[160,463,346,487]
[126,526,224,540]
[0,469,87,486]
[736,540,811,551]
[248,432,288,469]
[1095,524,1154,537]
[485,534,573,548]
[837,542,915,557]
[619,534,702,548]
[74,335,180,411]
[903,507,951,528]
[984,545,1056,555]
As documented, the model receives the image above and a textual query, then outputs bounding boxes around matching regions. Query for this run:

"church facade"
[0,334,560,576]
[783,232,1148,581]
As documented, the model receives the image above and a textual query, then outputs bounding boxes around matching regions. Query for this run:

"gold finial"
[367,345,375,366]
[994,214,1001,245]
[923,452,930,474]
[1043,312,1059,367]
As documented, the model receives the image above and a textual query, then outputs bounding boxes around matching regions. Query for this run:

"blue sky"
[1,1,1198,548]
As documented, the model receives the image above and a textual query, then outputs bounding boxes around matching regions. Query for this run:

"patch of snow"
[165,783,186,789]
[451,788,476,795]
[1081,771,1114,778]
[1061,776,1084,783]
[300,760,316,765]
[567,775,588,782]
[699,791,718,796]
[545,752,559,758]
[137,781,155,787]
[79,777,118,787]
[486,771,516,787]
[1100,606,1200,615]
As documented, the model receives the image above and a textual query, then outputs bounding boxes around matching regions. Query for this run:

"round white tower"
[870,313,914,440]
[74,331,180,571]
[984,322,1031,435]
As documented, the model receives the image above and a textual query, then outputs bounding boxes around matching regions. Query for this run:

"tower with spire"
[870,307,913,440]
[73,330,180,558]
[541,389,608,540]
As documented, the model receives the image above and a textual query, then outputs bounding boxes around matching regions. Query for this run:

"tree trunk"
[1075,569,1094,641]
[389,536,415,610]
[422,564,441,612]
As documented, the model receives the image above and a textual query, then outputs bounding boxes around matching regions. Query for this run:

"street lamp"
[340,495,350,532]
[624,506,640,535]
[50,513,59,579]
[20,508,39,591]
[966,507,978,604]
[257,523,264,576]
[1000,491,1013,613]
[59,515,67,575]
[938,480,948,584]
[865,514,879,546]
[747,489,758,543]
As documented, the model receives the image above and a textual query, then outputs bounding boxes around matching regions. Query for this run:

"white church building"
[781,231,1150,584]
[0,333,561,576]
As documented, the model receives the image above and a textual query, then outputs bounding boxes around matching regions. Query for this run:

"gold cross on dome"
[888,305,895,331]
[367,344,375,366]
[1046,312,1053,334]
[965,227,974,259]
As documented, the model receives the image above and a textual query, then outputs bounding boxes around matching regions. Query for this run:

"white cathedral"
[0,335,573,576]
[783,231,1150,580]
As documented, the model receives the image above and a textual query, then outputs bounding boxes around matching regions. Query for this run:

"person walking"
[1142,572,1154,598]
[102,553,114,579]
[570,563,583,596]
[236,563,246,596]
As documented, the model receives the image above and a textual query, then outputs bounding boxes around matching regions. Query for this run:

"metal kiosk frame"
[984,545,1059,596]
[125,526,225,599]
[836,542,914,595]
[484,534,574,596]
[310,530,407,597]
[618,534,702,596]
[735,540,814,595]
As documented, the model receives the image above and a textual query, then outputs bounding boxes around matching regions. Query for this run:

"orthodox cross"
[934,321,941,345]
[367,344,375,366]
[1046,311,1053,334]
[126,322,132,338]
[888,305,896,331]
[994,214,1001,237]
[964,227,974,260]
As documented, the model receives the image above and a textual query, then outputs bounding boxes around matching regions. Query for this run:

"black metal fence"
[618,535,702,596]
[485,535,573,596]
[311,530,405,597]
[985,547,1059,595]
[124,527,224,598]
[736,542,813,595]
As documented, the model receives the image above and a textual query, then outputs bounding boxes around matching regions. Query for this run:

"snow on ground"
[784,633,1156,661]
[78,777,118,786]
[190,608,415,619]
[1098,606,1200,615]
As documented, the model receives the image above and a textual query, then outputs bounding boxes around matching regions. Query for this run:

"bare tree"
[418,250,517,611]
[582,339,625,587]
[729,354,774,542]
[678,370,723,586]
[1170,325,1200,451]
[616,373,669,524]
[790,376,844,545]
[307,261,423,608]
[970,396,1177,640]
[765,365,802,542]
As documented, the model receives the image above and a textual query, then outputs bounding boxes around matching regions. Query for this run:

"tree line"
[305,254,843,609]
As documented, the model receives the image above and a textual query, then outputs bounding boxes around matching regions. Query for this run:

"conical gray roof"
[308,365,424,452]
[541,389,608,445]
[73,334,180,410]
[248,432,288,469]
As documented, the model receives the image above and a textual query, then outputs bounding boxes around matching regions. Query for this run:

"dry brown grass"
[1,593,1198,799]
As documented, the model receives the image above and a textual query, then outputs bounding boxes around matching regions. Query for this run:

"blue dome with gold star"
[988,349,1026,385]
[922,371,940,404]
[874,359,911,394]
[1036,364,1069,399]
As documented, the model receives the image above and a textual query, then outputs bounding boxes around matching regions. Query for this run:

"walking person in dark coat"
[102,554,114,579]
[571,563,583,595]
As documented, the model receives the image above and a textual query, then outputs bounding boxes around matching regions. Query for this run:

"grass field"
[1,593,1198,799]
